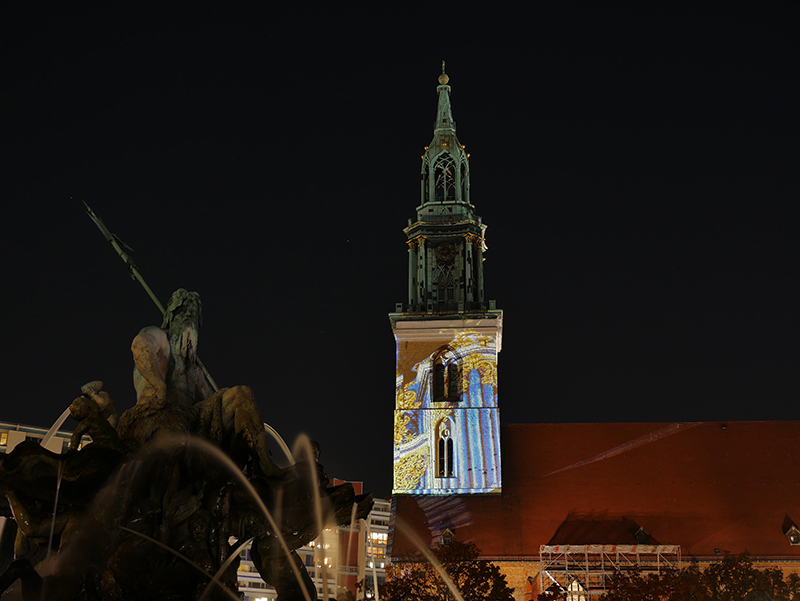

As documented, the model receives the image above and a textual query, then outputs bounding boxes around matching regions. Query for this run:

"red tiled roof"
[392,422,800,559]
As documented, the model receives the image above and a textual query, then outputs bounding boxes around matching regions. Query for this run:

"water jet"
[0,289,372,600]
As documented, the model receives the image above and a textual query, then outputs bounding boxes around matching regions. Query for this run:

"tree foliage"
[576,553,800,601]
[382,540,515,601]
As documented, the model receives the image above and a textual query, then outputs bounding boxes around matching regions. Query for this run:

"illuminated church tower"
[390,66,502,495]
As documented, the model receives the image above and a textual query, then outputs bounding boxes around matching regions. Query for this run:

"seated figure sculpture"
[0,288,372,601]
[118,288,279,477]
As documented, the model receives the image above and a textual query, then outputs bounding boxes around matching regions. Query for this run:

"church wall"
[388,67,800,601]
[392,320,502,495]
[492,561,538,601]
[489,558,800,601]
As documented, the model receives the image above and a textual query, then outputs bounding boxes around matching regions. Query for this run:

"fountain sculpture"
[0,289,372,600]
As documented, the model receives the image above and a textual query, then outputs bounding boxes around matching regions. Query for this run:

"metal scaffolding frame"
[539,544,681,599]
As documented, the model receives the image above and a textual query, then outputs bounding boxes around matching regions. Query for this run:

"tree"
[577,553,800,601]
[382,540,515,601]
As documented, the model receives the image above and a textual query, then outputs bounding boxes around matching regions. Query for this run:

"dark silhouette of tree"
[382,541,514,601]
[539,553,800,601]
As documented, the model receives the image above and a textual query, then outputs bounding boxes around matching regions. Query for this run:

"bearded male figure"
[117,289,279,476]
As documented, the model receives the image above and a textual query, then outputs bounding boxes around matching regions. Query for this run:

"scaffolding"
[539,544,681,599]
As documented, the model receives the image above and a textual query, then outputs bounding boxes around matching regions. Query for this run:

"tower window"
[434,264,455,309]
[432,362,445,401]
[431,347,460,402]
[434,155,456,201]
[448,363,459,399]
[437,421,455,478]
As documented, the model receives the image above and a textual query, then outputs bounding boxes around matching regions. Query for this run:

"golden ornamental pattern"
[393,451,427,490]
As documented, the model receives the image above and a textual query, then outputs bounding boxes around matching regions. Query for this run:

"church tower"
[390,66,502,495]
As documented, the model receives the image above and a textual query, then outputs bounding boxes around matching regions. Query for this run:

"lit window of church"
[431,349,460,402]
[437,425,454,478]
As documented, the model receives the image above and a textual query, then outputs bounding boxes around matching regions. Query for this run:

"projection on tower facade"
[390,66,502,495]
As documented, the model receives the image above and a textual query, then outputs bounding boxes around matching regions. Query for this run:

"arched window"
[448,363,459,399]
[432,362,446,401]
[437,420,455,478]
[431,347,461,402]
[434,155,455,201]
[434,263,455,308]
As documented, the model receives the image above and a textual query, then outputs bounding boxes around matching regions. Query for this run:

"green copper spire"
[420,64,471,207]
[435,61,456,134]
[401,65,489,313]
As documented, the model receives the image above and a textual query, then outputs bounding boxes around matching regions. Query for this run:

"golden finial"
[438,60,449,85]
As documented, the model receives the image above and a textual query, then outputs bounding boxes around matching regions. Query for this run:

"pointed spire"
[435,61,455,134]
[419,63,471,209]
[402,63,488,314]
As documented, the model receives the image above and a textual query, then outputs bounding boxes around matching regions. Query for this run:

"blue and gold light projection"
[393,330,501,495]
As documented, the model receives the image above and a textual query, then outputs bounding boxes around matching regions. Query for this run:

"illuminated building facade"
[390,67,502,496]
[389,70,800,601]
[237,495,391,601]
[0,421,87,455]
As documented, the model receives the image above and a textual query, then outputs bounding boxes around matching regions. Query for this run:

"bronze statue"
[120,289,278,477]
[68,384,124,453]
[0,289,372,601]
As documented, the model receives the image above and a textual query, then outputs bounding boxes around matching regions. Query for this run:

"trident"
[81,199,219,392]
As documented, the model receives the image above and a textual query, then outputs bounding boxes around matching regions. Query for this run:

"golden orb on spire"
[438,60,449,84]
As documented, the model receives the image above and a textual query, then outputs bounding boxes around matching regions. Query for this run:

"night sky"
[2,5,797,498]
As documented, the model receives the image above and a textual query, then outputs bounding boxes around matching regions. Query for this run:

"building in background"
[0,420,93,573]
[238,493,391,601]
[0,421,86,455]
[390,65,502,498]
[1,423,389,600]
[388,70,800,601]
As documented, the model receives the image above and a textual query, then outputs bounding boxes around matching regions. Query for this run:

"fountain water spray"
[45,462,64,562]
[198,536,255,601]
[264,424,294,465]
[171,434,315,601]
[119,527,241,601]
[294,434,329,600]
[345,502,358,591]
[364,516,380,601]
[392,515,466,601]
[40,408,71,451]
